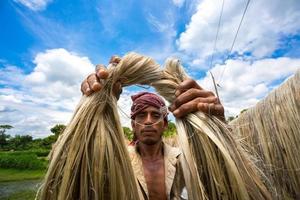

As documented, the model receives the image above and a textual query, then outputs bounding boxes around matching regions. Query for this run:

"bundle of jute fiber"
[230,69,300,199]
[152,58,273,200]
[37,53,162,200]
[38,52,273,200]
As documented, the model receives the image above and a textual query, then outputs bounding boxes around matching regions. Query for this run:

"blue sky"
[0,0,300,137]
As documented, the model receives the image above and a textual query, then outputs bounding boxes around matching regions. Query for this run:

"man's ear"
[131,120,135,130]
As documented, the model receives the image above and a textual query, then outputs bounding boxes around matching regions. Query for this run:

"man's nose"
[144,114,154,124]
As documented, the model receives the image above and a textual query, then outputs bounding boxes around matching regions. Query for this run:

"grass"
[0,151,47,170]
[0,168,45,182]
[0,151,47,200]
[1,190,37,200]
[0,168,45,200]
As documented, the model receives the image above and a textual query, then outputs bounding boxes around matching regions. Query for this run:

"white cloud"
[14,0,52,11]
[0,48,94,138]
[0,95,22,103]
[0,65,26,87]
[2,49,298,137]
[198,57,300,117]
[0,49,172,137]
[177,0,300,64]
[117,90,136,129]
[25,48,94,100]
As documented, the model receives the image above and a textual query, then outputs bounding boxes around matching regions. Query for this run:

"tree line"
[0,122,177,151]
[0,124,66,151]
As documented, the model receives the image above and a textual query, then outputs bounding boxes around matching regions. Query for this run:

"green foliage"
[8,135,33,150]
[0,124,66,151]
[0,168,45,182]
[0,132,10,149]
[0,151,47,170]
[40,135,57,149]
[0,124,13,149]
[163,121,177,137]
[3,190,37,200]
[123,127,133,140]
[227,116,237,122]
[29,149,50,157]
[50,124,66,138]
[0,125,13,130]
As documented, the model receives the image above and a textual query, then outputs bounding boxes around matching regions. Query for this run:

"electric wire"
[218,0,251,85]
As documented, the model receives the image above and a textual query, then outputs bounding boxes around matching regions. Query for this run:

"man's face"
[131,106,168,145]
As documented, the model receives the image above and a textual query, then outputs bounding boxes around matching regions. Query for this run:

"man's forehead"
[138,105,161,113]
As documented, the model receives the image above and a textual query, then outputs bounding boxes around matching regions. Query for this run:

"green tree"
[123,127,133,141]
[39,124,66,149]
[163,121,177,137]
[41,135,57,149]
[50,124,66,139]
[0,124,13,149]
[9,135,33,150]
[30,138,43,149]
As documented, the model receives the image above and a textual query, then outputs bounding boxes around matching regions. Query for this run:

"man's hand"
[80,56,122,98]
[168,79,225,120]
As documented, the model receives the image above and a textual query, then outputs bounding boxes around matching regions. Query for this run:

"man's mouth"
[141,129,157,134]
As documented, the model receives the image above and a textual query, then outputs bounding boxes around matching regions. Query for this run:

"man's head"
[130,92,168,145]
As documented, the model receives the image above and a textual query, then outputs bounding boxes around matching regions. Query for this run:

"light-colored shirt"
[127,143,187,200]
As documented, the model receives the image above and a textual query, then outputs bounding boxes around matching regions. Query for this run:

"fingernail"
[92,82,101,91]
[86,88,91,93]
[110,56,121,64]
[99,70,108,79]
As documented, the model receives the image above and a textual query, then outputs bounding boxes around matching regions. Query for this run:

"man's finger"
[95,64,109,79]
[170,89,216,111]
[81,81,92,96]
[172,99,199,118]
[87,73,102,92]
[175,79,203,96]
[81,80,87,94]
[197,103,224,118]
[109,55,121,65]
[211,104,225,118]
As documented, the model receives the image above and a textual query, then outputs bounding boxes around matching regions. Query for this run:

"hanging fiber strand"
[37,53,162,200]
[230,69,300,199]
[153,58,273,200]
[38,52,273,200]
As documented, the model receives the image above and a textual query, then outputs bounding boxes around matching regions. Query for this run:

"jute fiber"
[153,58,272,200]
[230,69,300,199]
[38,52,273,200]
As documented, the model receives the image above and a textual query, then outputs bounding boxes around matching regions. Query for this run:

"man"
[81,56,225,200]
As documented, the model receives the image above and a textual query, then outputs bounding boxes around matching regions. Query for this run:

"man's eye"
[136,113,146,118]
[153,113,161,118]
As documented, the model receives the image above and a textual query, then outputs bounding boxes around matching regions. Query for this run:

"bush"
[0,151,47,170]
[29,149,50,157]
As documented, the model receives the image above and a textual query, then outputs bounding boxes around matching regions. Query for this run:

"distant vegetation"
[0,124,66,173]
[0,121,177,199]
[0,122,177,169]
[0,124,66,151]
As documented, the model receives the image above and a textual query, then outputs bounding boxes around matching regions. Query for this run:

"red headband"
[130,92,167,120]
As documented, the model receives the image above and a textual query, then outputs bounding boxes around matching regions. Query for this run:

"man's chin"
[140,138,160,145]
